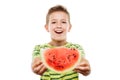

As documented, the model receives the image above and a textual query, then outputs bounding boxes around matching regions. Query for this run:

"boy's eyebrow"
[50,19,68,21]
[61,19,68,21]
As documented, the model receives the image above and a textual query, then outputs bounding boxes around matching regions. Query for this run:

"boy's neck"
[49,40,67,47]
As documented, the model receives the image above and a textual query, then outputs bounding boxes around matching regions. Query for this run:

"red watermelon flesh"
[41,47,81,73]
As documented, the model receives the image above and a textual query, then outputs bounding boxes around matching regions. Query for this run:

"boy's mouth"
[54,30,63,34]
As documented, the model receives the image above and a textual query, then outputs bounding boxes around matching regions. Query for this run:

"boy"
[32,5,91,80]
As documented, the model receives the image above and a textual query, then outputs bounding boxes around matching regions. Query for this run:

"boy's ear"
[44,24,49,32]
[68,24,72,32]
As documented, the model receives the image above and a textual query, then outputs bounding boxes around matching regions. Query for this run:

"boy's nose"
[57,23,62,28]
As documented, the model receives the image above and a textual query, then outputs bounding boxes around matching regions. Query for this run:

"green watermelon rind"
[40,47,81,74]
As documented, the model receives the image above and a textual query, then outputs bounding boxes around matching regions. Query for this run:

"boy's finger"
[32,60,42,69]
[74,68,90,76]
[38,65,47,75]
[33,63,44,73]
[75,66,90,71]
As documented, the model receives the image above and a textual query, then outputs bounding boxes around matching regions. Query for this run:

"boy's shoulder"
[34,43,52,50]
[65,42,84,50]
[66,42,85,57]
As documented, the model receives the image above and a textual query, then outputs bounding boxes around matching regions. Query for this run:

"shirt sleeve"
[71,43,85,57]
[32,45,41,60]
[75,44,85,57]
[65,43,85,57]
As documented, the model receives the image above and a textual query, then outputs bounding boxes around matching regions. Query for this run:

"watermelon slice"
[41,47,81,73]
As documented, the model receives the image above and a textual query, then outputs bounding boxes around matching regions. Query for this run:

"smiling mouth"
[54,31,63,34]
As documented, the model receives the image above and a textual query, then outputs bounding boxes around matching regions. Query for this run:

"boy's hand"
[31,57,47,75]
[74,58,91,76]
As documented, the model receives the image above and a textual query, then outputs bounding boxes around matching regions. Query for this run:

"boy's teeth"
[56,31,62,32]
[55,30,63,34]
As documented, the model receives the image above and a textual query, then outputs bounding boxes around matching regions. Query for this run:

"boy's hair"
[46,5,70,24]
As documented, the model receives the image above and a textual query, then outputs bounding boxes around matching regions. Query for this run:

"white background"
[0,0,120,80]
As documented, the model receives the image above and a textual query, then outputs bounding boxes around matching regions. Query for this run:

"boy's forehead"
[49,11,69,20]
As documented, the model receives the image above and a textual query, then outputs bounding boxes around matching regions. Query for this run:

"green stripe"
[60,71,77,78]
[41,76,50,80]
[63,72,78,79]
[50,78,61,80]
[65,76,78,80]
[40,79,50,80]
[42,75,50,77]
[43,71,61,78]
[64,72,77,76]
[50,74,61,78]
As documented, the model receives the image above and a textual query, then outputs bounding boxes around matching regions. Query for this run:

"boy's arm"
[74,57,91,76]
[31,57,47,75]
[71,44,91,76]
[31,45,47,75]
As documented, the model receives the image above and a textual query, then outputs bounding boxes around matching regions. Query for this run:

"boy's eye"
[51,22,56,24]
[62,21,66,23]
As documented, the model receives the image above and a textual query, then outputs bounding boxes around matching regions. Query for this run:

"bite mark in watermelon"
[41,47,81,73]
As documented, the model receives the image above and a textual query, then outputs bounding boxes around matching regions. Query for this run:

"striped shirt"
[32,42,85,80]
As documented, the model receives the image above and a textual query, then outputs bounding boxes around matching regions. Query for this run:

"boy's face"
[45,11,71,41]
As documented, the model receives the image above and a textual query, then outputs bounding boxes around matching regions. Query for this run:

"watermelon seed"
[56,65,64,69]
[67,55,70,59]
[52,55,56,60]
[67,55,72,62]
[49,60,53,63]
[58,60,61,63]
[70,48,75,50]
[73,54,76,58]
